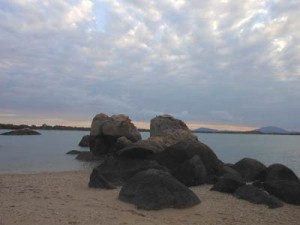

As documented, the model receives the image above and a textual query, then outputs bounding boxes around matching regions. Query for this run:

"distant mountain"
[255,126,289,134]
[193,127,219,133]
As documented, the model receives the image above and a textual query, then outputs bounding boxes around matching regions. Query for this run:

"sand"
[1,171,299,225]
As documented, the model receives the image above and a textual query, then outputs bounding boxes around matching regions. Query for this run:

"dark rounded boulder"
[88,157,168,189]
[89,169,117,189]
[232,158,266,182]
[262,180,300,206]
[233,185,283,209]
[153,140,223,179]
[174,155,207,186]
[264,163,299,182]
[211,173,245,193]
[75,151,102,161]
[119,169,200,210]
[116,145,155,159]
[79,135,90,147]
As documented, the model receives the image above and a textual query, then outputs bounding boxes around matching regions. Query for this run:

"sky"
[0,0,299,131]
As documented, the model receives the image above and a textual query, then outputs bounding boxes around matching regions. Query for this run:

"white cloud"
[0,0,300,130]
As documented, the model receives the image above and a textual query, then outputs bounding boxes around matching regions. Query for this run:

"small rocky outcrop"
[264,163,299,182]
[79,135,90,147]
[88,156,168,189]
[232,158,266,182]
[90,114,141,155]
[261,180,300,206]
[233,185,283,209]
[66,150,81,155]
[1,128,41,135]
[211,173,245,193]
[119,169,200,210]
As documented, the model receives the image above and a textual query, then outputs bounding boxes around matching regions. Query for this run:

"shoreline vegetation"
[0,123,299,135]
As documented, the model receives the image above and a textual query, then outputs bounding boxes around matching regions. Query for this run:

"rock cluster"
[211,158,300,208]
[90,114,141,155]
[86,113,300,210]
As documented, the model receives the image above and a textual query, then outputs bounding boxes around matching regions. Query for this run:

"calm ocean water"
[0,130,299,176]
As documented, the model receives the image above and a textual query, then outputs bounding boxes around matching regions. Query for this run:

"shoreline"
[1,171,300,225]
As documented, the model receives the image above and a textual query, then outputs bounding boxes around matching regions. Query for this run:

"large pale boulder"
[150,114,190,137]
[89,113,141,155]
[150,114,198,147]
[117,115,198,159]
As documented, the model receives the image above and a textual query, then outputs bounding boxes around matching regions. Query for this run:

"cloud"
[0,0,299,130]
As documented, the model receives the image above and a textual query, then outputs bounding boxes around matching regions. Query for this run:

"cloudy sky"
[0,0,299,131]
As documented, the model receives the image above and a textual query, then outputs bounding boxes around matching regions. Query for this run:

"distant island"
[0,123,90,131]
[1,123,299,135]
[0,123,151,132]
[193,126,300,135]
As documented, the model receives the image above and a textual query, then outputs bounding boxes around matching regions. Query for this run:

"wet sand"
[1,171,299,225]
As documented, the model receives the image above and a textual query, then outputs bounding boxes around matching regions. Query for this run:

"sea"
[0,130,300,176]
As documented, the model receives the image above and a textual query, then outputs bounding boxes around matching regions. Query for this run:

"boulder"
[90,113,141,155]
[78,135,90,147]
[150,114,189,137]
[149,115,198,148]
[88,156,168,189]
[211,173,245,193]
[1,128,41,135]
[232,158,266,182]
[66,150,81,155]
[119,169,201,210]
[116,136,166,159]
[89,169,117,189]
[175,155,207,186]
[264,163,299,182]
[109,136,132,154]
[75,151,102,161]
[218,164,241,177]
[233,185,283,209]
[262,180,300,206]
[116,145,156,159]
[153,140,223,179]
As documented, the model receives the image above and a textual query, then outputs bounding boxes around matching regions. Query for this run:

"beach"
[1,171,299,225]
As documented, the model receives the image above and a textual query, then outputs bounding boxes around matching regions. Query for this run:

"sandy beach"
[1,170,299,225]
